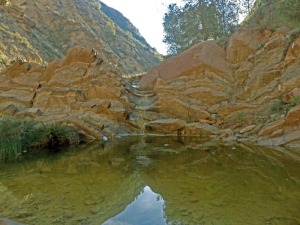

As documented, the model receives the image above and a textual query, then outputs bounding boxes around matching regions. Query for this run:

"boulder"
[140,40,231,87]
[145,119,186,135]
[183,123,220,137]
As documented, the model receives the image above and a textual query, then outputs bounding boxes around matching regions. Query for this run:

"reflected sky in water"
[103,186,167,225]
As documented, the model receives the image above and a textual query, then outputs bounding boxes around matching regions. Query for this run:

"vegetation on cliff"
[100,1,149,48]
[0,0,161,73]
[243,0,300,28]
[163,0,256,55]
[163,0,300,55]
[0,0,299,149]
[0,118,79,162]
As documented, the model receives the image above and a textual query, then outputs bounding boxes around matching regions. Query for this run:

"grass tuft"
[0,118,79,162]
[0,118,22,162]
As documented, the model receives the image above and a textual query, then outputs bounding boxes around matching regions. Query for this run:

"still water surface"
[0,136,299,225]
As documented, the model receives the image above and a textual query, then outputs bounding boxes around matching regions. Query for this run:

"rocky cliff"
[0,0,161,72]
[0,27,299,148]
[0,46,142,141]
[138,27,300,148]
[0,1,299,148]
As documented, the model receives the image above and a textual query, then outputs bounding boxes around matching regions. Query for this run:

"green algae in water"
[0,136,299,225]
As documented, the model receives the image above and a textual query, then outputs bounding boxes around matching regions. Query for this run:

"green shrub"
[235,111,246,122]
[20,120,44,150]
[271,99,285,113]
[288,96,300,108]
[270,97,300,115]
[35,123,80,151]
[0,118,79,162]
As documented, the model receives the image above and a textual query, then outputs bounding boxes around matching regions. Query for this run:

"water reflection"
[0,136,299,225]
[103,186,166,225]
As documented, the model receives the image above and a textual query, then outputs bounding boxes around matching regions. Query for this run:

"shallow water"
[0,136,300,225]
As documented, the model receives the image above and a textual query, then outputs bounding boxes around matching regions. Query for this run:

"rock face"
[0,46,140,140]
[0,0,160,72]
[137,28,300,147]
[0,27,299,147]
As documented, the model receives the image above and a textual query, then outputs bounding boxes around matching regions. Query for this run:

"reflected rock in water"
[0,136,299,225]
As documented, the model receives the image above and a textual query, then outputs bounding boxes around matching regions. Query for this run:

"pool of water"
[0,136,299,225]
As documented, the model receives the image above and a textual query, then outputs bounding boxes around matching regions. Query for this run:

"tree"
[239,0,256,14]
[163,0,241,55]
[163,4,184,54]
[278,0,300,21]
[215,0,239,36]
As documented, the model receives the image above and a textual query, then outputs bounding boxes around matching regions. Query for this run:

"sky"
[100,0,183,55]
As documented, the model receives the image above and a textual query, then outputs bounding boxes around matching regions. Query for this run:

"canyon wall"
[0,25,299,147]
[0,0,161,73]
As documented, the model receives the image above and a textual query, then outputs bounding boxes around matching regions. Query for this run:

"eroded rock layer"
[0,46,139,140]
[0,28,299,148]
[138,28,300,147]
